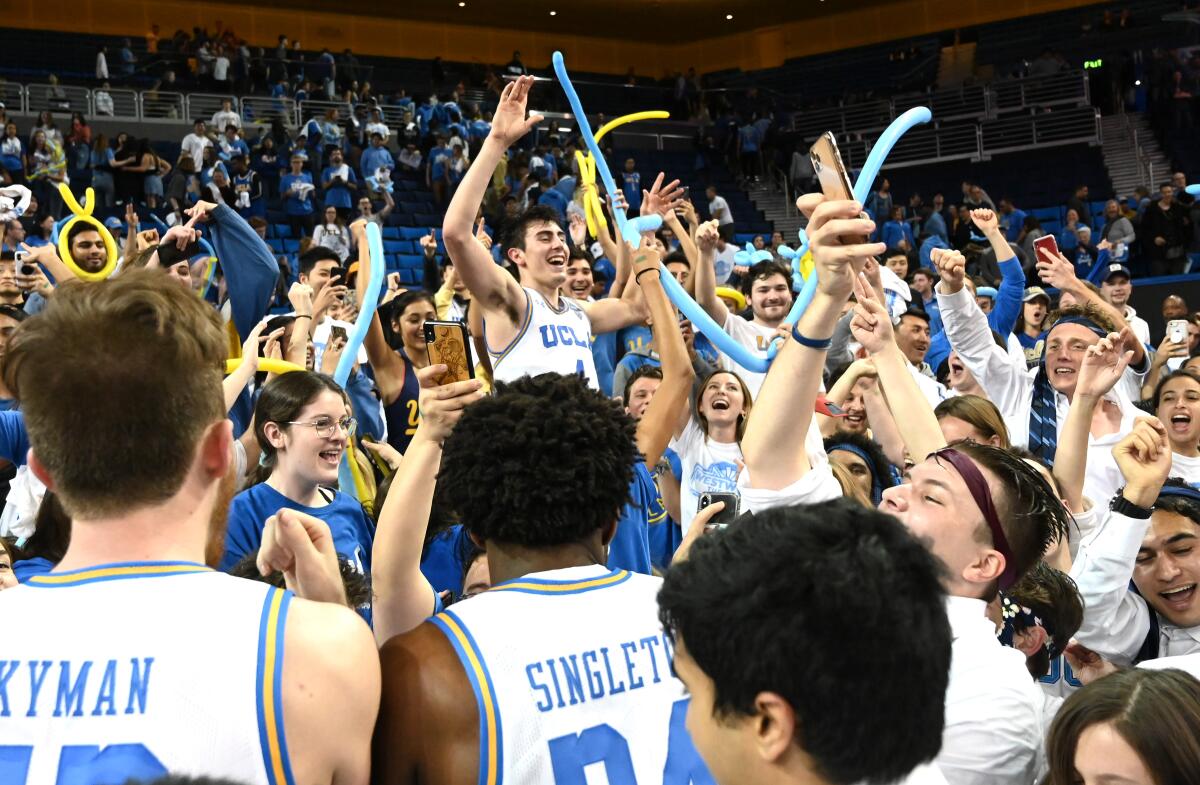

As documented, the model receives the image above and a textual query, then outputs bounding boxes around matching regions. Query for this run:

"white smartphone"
[1168,319,1188,345]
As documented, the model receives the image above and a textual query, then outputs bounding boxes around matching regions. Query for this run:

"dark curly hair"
[438,373,638,546]
[659,499,950,785]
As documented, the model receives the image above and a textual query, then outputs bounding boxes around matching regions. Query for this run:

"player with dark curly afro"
[437,371,639,552]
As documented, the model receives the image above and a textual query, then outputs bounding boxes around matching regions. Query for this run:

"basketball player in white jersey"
[374,372,719,785]
[442,75,646,389]
[0,271,378,785]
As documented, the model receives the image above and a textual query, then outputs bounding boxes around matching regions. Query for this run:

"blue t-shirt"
[322,166,358,210]
[592,330,617,398]
[0,409,29,465]
[429,146,454,181]
[360,146,394,179]
[738,124,759,152]
[617,324,653,356]
[221,482,375,573]
[420,524,474,597]
[1001,208,1027,243]
[279,172,314,216]
[649,449,684,569]
[608,462,667,575]
[621,171,642,212]
[882,220,914,249]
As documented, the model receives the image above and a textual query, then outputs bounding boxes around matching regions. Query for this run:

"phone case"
[1033,235,1060,261]
[810,132,867,245]
[424,321,474,385]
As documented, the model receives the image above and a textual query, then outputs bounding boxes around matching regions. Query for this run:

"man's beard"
[204,460,238,568]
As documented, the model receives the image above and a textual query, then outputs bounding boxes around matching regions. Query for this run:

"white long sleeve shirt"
[936,285,1143,503]
[1070,505,1200,664]
[936,596,1045,785]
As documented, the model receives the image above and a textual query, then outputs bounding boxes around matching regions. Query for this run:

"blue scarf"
[1027,316,1107,466]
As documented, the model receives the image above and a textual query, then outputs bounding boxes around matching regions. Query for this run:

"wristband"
[1110,491,1153,519]
[791,323,833,349]
[634,268,660,283]
[294,314,312,320]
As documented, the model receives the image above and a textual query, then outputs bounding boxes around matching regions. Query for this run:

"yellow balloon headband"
[55,183,119,282]
[574,111,670,237]
[224,357,306,376]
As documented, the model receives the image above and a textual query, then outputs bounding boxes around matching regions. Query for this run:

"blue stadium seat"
[399,227,427,240]
[283,239,301,253]
[381,227,401,240]
[383,240,405,254]
[268,238,285,253]
[398,254,424,269]
[274,224,293,239]
[399,269,419,285]
[414,213,439,228]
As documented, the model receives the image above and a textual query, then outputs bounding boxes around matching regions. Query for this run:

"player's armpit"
[374,622,481,785]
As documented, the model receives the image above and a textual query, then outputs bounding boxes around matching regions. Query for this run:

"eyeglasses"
[285,416,356,439]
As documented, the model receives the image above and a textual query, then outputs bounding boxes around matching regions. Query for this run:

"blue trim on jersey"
[431,610,504,785]
[488,568,632,595]
[485,289,533,363]
[257,587,297,785]
[24,560,212,587]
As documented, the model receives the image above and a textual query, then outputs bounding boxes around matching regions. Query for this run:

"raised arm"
[740,195,884,490]
[849,274,947,463]
[224,320,273,411]
[442,76,539,314]
[692,219,729,325]
[971,209,1025,335]
[350,220,407,404]
[1037,249,1146,368]
[1054,332,1133,513]
[372,365,485,646]
[631,241,695,467]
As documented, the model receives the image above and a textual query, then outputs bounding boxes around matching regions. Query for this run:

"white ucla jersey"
[0,561,295,785]
[431,564,712,785]
[489,288,599,390]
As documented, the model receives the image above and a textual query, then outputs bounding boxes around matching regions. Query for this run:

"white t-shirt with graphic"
[669,417,742,535]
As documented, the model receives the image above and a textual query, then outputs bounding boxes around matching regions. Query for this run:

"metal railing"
[791,70,1090,139]
[26,83,90,115]
[829,105,1100,172]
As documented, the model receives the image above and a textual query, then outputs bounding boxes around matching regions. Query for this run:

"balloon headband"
[53,184,118,281]
[997,594,1065,659]
[933,447,1017,590]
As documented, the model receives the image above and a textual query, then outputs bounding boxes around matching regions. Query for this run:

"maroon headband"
[933,447,1018,591]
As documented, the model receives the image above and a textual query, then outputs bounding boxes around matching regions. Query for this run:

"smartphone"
[810,132,867,244]
[424,320,474,385]
[13,250,27,265]
[1033,235,1060,264]
[330,325,348,344]
[1168,319,1188,345]
[699,491,740,531]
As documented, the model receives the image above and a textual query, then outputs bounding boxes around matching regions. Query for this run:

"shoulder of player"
[284,597,379,694]
[379,624,482,772]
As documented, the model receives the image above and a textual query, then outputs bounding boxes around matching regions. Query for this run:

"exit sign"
[1084,59,1103,69]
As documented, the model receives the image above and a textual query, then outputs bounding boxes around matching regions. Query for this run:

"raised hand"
[1112,415,1172,507]
[1036,249,1078,291]
[361,438,403,472]
[695,219,720,253]
[970,208,999,235]
[797,193,884,300]
[124,202,139,231]
[1063,642,1118,686]
[488,75,544,147]
[475,217,492,251]
[568,212,588,246]
[631,236,663,281]
[419,230,438,256]
[257,509,348,606]
[287,281,314,317]
[932,247,966,292]
[415,364,485,444]
[848,272,895,355]
[678,200,698,227]
[1075,331,1134,400]
[641,172,685,218]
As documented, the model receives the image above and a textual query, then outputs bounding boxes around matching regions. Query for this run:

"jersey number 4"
[547,699,714,785]
[0,743,167,785]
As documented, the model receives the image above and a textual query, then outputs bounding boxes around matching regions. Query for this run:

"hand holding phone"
[1033,234,1060,264]
[699,491,740,531]
[424,320,474,386]
[1168,319,1189,346]
[810,132,868,245]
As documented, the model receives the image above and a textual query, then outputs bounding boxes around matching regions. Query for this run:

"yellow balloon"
[224,357,306,376]
[594,111,670,144]
[55,184,119,282]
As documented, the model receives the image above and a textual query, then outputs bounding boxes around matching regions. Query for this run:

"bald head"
[1163,295,1189,322]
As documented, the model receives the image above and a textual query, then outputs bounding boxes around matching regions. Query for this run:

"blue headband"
[1046,315,1108,342]
[827,443,884,506]
[1158,485,1200,504]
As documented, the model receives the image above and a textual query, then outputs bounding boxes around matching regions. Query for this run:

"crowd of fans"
[0,13,1198,785]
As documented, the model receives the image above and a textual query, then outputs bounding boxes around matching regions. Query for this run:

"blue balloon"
[1189,184,1200,196]
[334,222,385,387]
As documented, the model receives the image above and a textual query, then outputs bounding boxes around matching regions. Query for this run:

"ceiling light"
[550,10,557,15]
[726,13,733,19]
[458,1,465,5]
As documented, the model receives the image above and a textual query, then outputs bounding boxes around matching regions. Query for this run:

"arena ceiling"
[214,0,894,43]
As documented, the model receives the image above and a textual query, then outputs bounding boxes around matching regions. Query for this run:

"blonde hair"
[934,394,1011,449]
[695,369,754,442]
[831,461,873,508]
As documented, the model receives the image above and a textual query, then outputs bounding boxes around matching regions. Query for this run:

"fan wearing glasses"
[220,371,375,585]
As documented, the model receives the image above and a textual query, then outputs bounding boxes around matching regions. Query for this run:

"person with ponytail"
[220,371,374,581]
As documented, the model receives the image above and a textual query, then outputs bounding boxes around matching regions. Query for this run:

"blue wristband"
[791,323,833,349]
